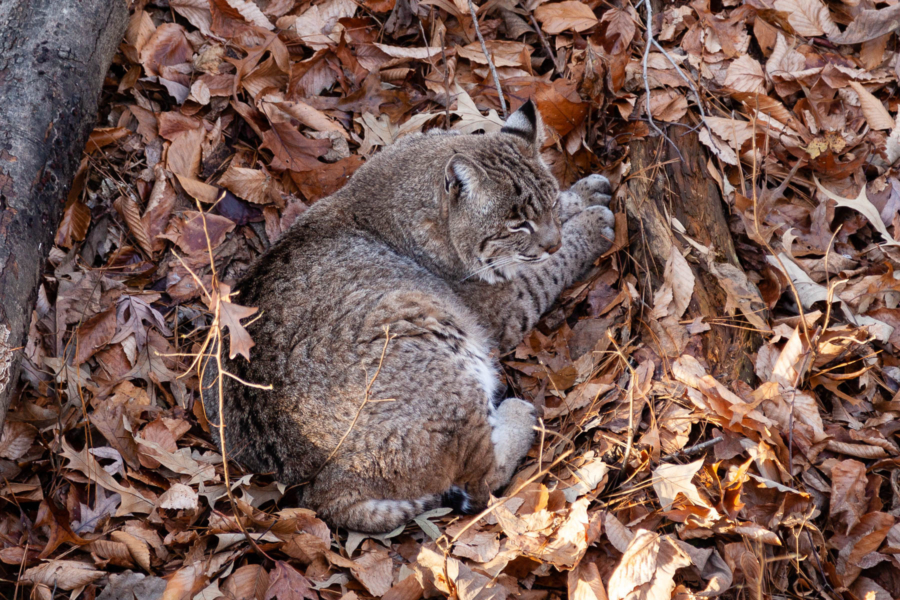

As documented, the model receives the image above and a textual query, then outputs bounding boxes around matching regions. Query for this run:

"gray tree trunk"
[0,0,128,427]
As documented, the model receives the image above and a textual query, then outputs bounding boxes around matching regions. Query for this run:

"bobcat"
[204,101,614,533]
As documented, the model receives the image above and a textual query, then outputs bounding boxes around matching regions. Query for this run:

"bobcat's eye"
[509,221,535,234]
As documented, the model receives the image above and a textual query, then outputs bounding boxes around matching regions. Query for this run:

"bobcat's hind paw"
[571,174,612,207]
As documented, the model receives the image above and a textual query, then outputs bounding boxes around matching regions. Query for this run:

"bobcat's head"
[443,101,562,284]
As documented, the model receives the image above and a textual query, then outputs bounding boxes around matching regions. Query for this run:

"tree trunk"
[624,128,759,384]
[0,0,128,426]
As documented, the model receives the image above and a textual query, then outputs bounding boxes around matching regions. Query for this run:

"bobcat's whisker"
[460,257,519,282]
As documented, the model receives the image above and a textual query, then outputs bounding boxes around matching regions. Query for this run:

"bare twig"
[660,436,724,462]
[446,448,574,544]
[467,0,507,118]
[187,199,274,562]
[608,331,637,468]
[650,39,710,137]
[530,14,560,74]
[440,31,452,129]
[640,0,683,161]
[313,326,394,479]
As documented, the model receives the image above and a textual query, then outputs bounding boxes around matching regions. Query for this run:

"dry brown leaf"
[74,306,117,365]
[830,459,868,535]
[222,0,274,30]
[114,196,154,256]
[175,174,221,204]
[22,560,104,591]
[829,3,900,44]
[158,483,199,510]
[166,126,205,178]
[262,122,331,171]
[607,530,660,600]
[224,564,270,600]
[162,563,207,600]
[457,41,533,69]
[535,1,599,34]
[772,0,839,38]
[214,285,259,361]
[725,55,765,94]
[140,23,193,76]
[652,459,709,510]
[568,560,609,600]
[88,539,135,568]
[351,542,393,597]
[0,421,36,460]
[605,512,634,553]
[55,199,91,249]
[86,127,130,154]
[219,165,279,205]
[848,82,894,130]
[648,90,688,123]
[110,530,152,571]
[286,0,358,49]
[265,561,318,600]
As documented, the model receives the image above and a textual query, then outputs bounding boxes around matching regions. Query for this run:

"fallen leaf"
[652,458,709,510]
[607,530,660,600]
[535,1,599,34]
[848,82,894,131]
[0,421,36,460]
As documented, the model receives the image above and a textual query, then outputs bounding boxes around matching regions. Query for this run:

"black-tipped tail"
[441,486,475,514]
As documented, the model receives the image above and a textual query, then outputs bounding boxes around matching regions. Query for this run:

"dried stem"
[447,447,574,544]
[608,331,637,468]
[313,326,394,480]
[440,31,452,129]
[660,436,723,462]
[467,0,507,119]
[530,14,560,74]
[640,0,683,161]
[189,199,274,562]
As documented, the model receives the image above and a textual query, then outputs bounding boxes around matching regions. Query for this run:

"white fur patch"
[462,337,499,405]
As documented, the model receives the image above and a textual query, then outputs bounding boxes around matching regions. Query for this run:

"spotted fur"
[203,101,614,533]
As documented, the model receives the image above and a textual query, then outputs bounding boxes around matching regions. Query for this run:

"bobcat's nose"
[541,225,562,254]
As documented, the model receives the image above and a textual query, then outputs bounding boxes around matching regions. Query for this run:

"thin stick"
[467,0,507,118]
[650,39,710,137]
[440,31,452,129]
[530,14,560,74]
[660,437,724,462]
[313,326,394,479]
[608,331,637,468]
[640,0,683,161]
[448,448,574,544]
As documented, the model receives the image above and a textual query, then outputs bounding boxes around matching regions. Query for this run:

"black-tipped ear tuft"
[501,99,543,150]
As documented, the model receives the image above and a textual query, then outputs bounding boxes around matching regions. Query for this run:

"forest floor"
[2,0,900,598]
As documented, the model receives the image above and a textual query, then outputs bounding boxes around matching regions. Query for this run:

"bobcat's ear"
[501,99,543,152]
[444,153,487,197]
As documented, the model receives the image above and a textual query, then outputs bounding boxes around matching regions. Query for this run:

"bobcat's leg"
[484,398,537,491]
[456,174,614,352]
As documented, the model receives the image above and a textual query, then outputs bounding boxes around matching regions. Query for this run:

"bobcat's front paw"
[583,204,615,255]
[557,175,613,223]
[571,174,612,207]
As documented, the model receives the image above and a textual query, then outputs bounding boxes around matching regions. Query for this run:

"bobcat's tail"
[337,495,440,533]
[333,486,475,533]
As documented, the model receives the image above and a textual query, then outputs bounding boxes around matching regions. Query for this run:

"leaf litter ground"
[2,0,900,599]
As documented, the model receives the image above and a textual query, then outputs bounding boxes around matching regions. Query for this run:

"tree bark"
[0,1,128,426]
[624,129,759,384]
